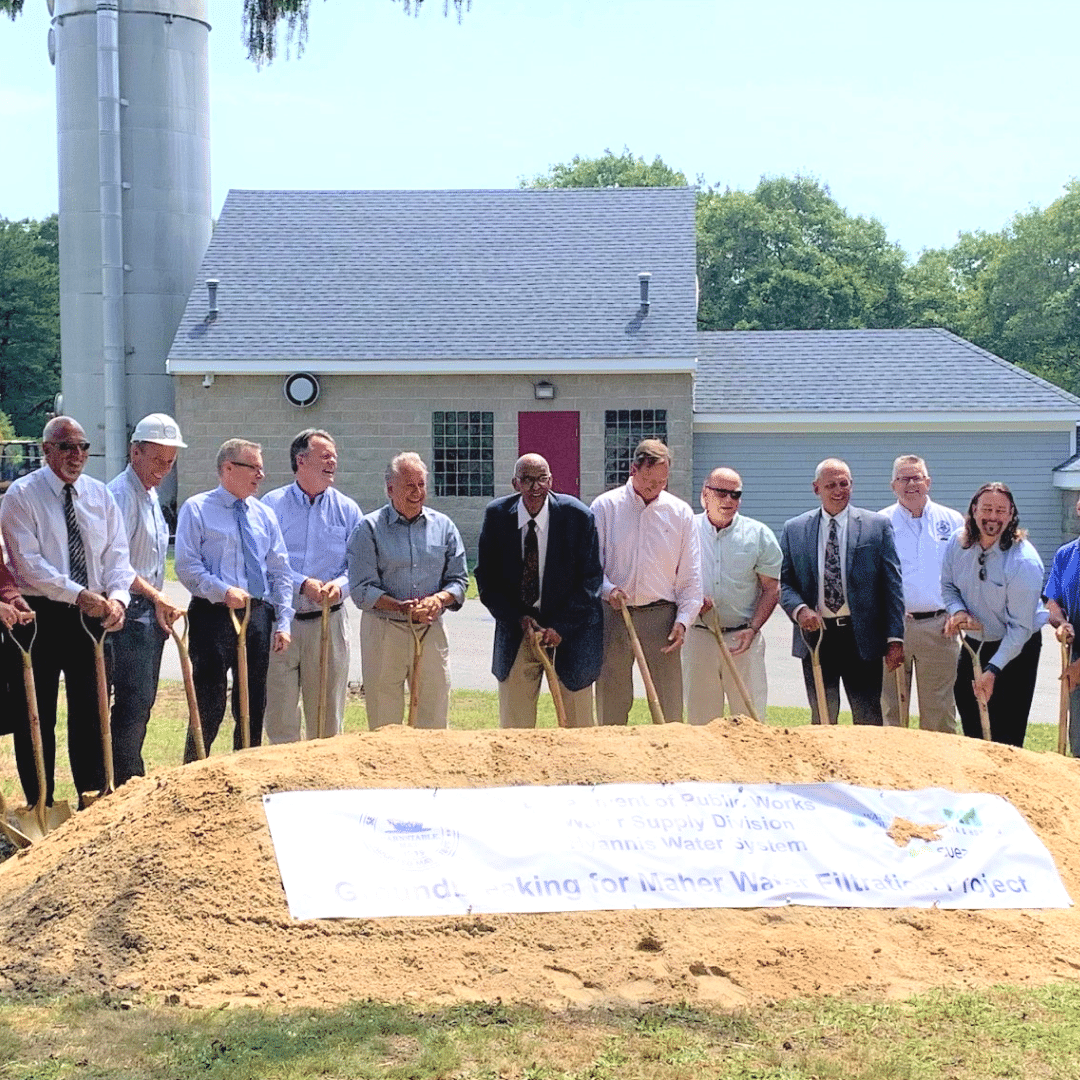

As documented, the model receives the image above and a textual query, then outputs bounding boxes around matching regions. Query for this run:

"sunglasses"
[48,440,90,453]
[705,486,742,500]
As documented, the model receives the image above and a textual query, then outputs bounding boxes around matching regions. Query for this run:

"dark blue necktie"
[233,498,265,600]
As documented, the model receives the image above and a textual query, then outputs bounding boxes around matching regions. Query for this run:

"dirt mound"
[1,721,1079,1010]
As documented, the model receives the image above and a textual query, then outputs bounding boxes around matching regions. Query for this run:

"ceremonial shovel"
[958,626,992,742]
[704,609,760,722]
[80,612,116,805]
[895,663,912,729]
[5,620,72,841]
[799,624,832,725]
[228,597,252,749]
[170,612,206,760]
[316,596,331,739]
[526,627,568,728]
[1058,630,1073,757]
[406,609,429,728]
[618,600,666,724]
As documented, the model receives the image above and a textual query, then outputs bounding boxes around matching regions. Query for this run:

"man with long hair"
[941,482,1048,745]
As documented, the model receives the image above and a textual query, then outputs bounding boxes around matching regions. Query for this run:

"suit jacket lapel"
[806,512,821,599]
[846,510,863,576]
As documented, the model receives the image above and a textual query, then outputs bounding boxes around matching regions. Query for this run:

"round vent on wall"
[283,372,320,408]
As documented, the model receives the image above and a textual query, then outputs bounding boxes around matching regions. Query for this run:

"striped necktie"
[63,483,88,587]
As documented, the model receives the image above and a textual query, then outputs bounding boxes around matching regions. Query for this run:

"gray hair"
[216,438,261,472]
[814,457,850,481]
[891,454,927,482]
[385,452,428,486]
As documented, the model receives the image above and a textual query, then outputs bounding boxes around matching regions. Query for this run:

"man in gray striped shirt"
[106,413,187,784]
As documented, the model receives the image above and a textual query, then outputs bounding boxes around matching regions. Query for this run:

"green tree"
[521,147,687,190]
[697,175,907,331]
[0,216,60,436]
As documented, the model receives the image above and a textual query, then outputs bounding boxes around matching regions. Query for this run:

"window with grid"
[432,411,494,497]
[604,409,668,487]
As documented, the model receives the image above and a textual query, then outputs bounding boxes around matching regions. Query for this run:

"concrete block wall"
[174,370,693,555]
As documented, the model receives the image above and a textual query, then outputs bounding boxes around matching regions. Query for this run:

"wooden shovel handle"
[705,610,760,722]
[317,597,331,739]
[618,602,666,724]
[527,628,569,728]
[228,598,251,749]
[170,612,206,760]
[799,624,832,725]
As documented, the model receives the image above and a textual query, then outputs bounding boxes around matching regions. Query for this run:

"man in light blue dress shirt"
[348,452,468,729]
[106,413,187,784]
[175,439,293,758]
[262,430,362,742]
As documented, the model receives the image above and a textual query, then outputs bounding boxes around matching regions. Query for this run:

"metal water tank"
[52,0,211,480]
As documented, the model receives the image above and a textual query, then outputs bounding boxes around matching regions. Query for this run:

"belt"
[693,621,749,633]
[822,615,851,628]
[908,609,946,621]
[295,603,342,621]
[627,599,676,610]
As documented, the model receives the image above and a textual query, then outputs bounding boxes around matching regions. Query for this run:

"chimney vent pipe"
[638,272,651,314]
[206,278,219,318]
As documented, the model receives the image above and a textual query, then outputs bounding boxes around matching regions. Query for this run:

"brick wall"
[174,370,693,555]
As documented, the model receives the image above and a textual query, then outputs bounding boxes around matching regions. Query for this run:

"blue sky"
[1,0,1075,258]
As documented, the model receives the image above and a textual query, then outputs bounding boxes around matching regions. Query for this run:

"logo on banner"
[360,814,459,869]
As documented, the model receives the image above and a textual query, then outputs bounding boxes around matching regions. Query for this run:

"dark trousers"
[955,632,1041,747]
[800,619,885,725]
[105,596,167,786]
[184,596,273,762]
[10,597,106,805]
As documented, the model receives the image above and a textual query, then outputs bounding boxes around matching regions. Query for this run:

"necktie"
[521,518,539,610]
[233,498,265,600]
[823,516,845,613]
[63,483,88,587]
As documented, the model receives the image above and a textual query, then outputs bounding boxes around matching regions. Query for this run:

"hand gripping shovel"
[317,596,331,739]
[704,609,760,722]
[527,627,569,728]
[1058,633,1071,757]
[170,611,206,761]
[80,612,115,806]
[228,597,252,749]
[618,600,666,724]
[406,609,429,728]
[800,623,832,725]
[959,627,992,742]
[5,620,72,840]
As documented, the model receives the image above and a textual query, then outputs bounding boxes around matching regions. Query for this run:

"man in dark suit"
[780,458,905,725]
[476,453,603,727]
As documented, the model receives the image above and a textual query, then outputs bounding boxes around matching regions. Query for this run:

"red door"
[518,411,580,497]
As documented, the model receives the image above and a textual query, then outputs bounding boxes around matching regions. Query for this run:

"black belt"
[908,609,946,621]
[822,615,851,628]
[693,622,749,633]
[627,599,676,610]
[295,603,343,621]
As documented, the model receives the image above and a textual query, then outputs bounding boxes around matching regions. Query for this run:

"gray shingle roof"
[695,329,1080,414]
[168,188,698,366]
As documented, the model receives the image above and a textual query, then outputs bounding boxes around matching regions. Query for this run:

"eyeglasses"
[48,441,90,454]
[895,474,927,484]
[978,550,987,581]
[230,460,265,476]
[705,486,742,500]
[519,475,552,488]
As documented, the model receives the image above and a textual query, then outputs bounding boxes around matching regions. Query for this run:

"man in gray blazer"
[780,458,905,725]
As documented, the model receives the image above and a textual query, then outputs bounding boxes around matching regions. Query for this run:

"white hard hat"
[130,413,187,448]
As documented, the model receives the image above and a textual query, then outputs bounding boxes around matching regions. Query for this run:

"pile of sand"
[1,721,1079,1010]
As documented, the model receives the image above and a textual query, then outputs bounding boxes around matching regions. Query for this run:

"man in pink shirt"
[590,439,702,724]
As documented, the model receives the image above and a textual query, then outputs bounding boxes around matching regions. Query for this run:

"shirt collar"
[42,467,84,497]
[516,493,551,531]
[212,484,245,508]
[389,502,426,526]
[820,505,850,526]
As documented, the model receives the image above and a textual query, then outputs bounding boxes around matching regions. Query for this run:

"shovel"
[317,596,331,739]
[895,663,912,729]
[79,612,115,805]
[170,611,206,760]
[6,619,73,840]
[704,609,760,722]
[618,600,666,724]
[228,597,252,749]
[527,627,569,728]
[406,608,429,728]
[1058,634,1071,757]
[800,623,832,725]
[959,630,992,742]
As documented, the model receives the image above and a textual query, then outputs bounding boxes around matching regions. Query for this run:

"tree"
[697,175,907,331]
[0,216,60,436]
[521,147,687,190]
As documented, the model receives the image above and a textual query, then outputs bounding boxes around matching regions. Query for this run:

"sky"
[1,0,1076,259]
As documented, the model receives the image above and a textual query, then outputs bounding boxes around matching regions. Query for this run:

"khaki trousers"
[683,624,767,724]
[596,600,683,725]
[264,606,350,743]
[880,611,960,734]
[360,612,450,730]
[498,635,594,728]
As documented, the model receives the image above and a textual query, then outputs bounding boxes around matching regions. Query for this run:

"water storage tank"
[51,0,211,480]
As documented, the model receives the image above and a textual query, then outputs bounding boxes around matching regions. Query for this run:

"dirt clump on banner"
[0,720,1079,1010]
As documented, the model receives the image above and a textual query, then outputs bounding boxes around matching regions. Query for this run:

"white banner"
[262,782,1071,920]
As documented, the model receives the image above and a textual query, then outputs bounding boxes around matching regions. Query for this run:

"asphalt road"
[159,581,1065,724]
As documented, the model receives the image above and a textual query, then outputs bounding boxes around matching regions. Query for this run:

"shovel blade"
[9,799,72,842]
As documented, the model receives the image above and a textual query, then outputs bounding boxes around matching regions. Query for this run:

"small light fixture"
[202,373,214,389]
[533,380,556,401]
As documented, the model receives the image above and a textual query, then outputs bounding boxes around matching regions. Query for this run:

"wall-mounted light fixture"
[202,373,214,389]
[533,380,556,401]
[284,372,321,408]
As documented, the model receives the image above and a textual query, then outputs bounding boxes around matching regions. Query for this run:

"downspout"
[98,0,126,477]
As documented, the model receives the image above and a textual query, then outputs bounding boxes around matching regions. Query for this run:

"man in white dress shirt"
[106,414,187,784]
[879,454,964,732]
[590,439,702,725]
[0,416,133,806]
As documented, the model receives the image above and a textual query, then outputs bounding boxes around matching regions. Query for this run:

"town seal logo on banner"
[360,815,459,870]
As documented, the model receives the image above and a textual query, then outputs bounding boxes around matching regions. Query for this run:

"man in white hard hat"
[106,413,186,784]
